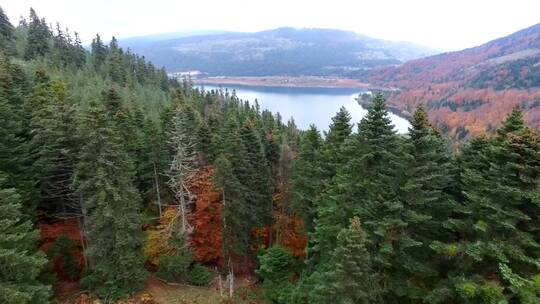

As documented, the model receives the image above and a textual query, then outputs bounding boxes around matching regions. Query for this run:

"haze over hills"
[119,27,439,76]
[367,22,540,138]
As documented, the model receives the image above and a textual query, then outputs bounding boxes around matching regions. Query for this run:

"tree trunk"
[153,162,162,217]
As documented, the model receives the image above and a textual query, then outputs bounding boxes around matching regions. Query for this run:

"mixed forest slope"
[367,22,540,138]
[4,5,540,304]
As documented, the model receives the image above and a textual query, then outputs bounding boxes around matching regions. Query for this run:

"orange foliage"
[188,165,224,265]
[271,192,308,258]
[366,27,540,137]
[253,191,308,259]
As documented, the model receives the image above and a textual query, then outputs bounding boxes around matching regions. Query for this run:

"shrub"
[156,249,193,283]
[256,246,298,304]
[189,264,212,286]
[47,234,79,280]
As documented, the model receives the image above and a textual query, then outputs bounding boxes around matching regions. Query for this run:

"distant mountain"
[118,30,230,46]
[368,23,540,138]
[119,27,438,76]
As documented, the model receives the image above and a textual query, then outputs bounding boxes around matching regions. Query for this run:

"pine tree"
[72,32,86,68]
[90,34,107,70]
[311,217,382,304]
[0,173,51,304]
[28,69,56,201]
[238,120,273,227]
[214,115,271,253]
[74,103,146,300]
[292,124,323,233]
[446,107,540,303]
[108,37,126,85]
[0,55,32,200]
[320,106,352,181]
[24,8,51,60]
[0,6,16,56]
[310,94,402,264]
[392,105,457,300]
[37,79,78,216]
[256,246,297,303]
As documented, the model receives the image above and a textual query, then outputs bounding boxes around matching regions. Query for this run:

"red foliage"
[39,219,85,280]
[188,166,224,266]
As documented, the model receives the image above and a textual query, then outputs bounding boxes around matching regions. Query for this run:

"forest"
[2,6,540,304]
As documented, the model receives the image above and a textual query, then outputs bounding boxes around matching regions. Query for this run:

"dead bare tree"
[166,107,196,239]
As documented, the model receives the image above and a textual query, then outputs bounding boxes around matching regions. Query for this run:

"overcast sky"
[2,0,540,51]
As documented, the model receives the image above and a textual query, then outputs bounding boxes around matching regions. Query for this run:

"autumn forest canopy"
[3,6,540,304]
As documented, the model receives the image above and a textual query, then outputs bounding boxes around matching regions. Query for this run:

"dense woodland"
[3,6,540,304]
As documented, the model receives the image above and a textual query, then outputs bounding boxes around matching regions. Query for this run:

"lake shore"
[193,76,385,89]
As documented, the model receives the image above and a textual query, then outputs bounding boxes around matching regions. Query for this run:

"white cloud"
[2,0,539,51]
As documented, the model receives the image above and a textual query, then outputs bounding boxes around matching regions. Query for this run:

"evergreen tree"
[238,120,273,227]
[28,69,56,202]
[292,124,323,233]
[310,94,401,264]
[257,246,298,303]
[311,217,382,304]
[445,107,540,303]
[72,32,86,68]
[0,55,33,200]
[0,173,51,304]
[90,34,107,70]
[392,105,457,301]
[74,103,146,300]
[108,37,126,85]
[24,8,51,60]
[0,6,16,55]
[320,106,352,181]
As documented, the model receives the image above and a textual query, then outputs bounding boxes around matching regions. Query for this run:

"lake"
[198,84,410,133]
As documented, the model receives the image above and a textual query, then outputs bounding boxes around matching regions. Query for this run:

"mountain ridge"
[119,27,438,76]
[365,22,540,137]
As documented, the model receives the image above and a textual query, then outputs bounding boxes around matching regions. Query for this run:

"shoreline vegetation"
[194,76,411,119]
[194,75,379,89]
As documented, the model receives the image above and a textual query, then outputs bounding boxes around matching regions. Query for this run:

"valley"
[3,3,540,304]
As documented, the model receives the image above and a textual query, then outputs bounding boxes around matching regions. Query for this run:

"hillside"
[368,23,540,137]
[119,27,438,76]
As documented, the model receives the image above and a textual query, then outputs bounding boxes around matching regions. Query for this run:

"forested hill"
[4,5,540,304]
[0,6,300,303]
[119,27,438,76]
[365,22,540,139]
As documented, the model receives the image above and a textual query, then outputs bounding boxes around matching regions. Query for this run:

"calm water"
[199,84,410,133]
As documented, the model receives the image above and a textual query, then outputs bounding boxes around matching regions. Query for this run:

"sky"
[2,0,540,51]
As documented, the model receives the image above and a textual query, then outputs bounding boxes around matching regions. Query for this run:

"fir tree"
[90,34,107,70]
[446,107,540,303]
[0,6,16,56]
[311,217,382,304]
[392,105,457,300]
[0,55,32,200]
[292,124,323,233]
[320,106,352,181]
[24,8,51,60]
[74,103,146,300]
[0,173,51,304]
[72,32,86,68]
